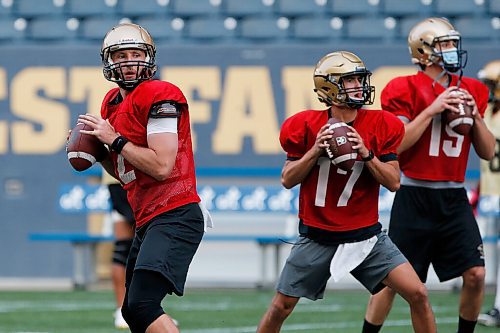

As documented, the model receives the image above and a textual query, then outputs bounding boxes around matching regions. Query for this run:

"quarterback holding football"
[362,18,496,333]
[256,51,437,333]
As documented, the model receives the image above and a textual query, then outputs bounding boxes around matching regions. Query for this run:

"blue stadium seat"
[28,18,76,41]
[119,0,169,18]
[223,0,273,18]
[453,17,498,40]
[0,2,13,16]
[276,0,326,18]
[489,0,500,15]
[170,0,220,18]
[328,0,378,17]
[293,17,343,40]
[136,17,183,42]
[186,17,235,40]
[346,17,395,40]
[239,17,287,40]
[14,0,65,17]
[382,0,430,17]
[66,0,117,18]
[434,0,485,17]
[0,19,25,41]
[80,17,122,41]
[399,16,424,39]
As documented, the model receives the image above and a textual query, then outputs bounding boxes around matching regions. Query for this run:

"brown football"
[324,117,357,171]
[66,122,108,171]
[444,97,474,136]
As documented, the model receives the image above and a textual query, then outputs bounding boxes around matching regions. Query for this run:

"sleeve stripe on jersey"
[149,100,181,119]
[379,153,398,162]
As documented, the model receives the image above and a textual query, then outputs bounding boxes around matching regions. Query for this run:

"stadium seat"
[80,17,122,41]
[328,0,378,17]
[0,2,12,17]
[119,0,169,18]
[28,18,76,41]
[453,17,498,41]
[14,0,65,17]
[434,0,485,17]
[346,17,395,40]
[66,0,117,18]
[489,0,500,15]
[0,19,25,41]
[136,17,183,42]
[382,0,430,17]
[170,0,220,18]
[399,16,424,40]
[293,17,343,40]
[276,0,326,18]
[223,0,273,18]
[186,17,235,41]
[239,17,287,40]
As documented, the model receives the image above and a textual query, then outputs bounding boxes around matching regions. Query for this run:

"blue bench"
[29,232,296,289]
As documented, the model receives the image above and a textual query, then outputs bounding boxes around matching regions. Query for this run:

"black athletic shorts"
[388,185,484,283]
[108,183,135,224]
[125,202,204,296]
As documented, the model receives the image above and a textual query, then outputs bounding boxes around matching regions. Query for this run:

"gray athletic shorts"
[277,232,407,300]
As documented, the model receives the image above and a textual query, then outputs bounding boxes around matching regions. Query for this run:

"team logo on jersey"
[149,100,179,118]
[336,136,347,146]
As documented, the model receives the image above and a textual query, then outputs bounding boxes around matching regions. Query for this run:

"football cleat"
[478,307,500,327]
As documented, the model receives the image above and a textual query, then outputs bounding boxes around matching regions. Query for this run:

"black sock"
[362,319,382,333]
[457,316,477,333]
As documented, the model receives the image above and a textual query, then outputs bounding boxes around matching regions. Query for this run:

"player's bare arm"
[101,155,119,180]
[460,89,496,160]
[398,86,464,153]
[346,126,400,192]
[78,113,178,181]
[281,124,333,189]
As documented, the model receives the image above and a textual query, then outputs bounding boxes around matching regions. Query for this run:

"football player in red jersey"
[362,18,496,333]
[78,23,205,333]
[256,51,437,333]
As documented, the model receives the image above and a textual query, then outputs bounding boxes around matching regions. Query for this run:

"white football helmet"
[101,23,157,90]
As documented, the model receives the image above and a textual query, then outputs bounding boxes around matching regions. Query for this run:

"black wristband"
[362,149,374,162]
[111,136,128,154]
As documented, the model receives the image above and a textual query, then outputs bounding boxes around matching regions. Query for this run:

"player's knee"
[125,294,164,333]
[112,239,133,266]
[463,266,485,290]
[407,284,429,306]
[269,295,297,319]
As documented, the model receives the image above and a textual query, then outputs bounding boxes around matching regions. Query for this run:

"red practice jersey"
[382,71,489,182]
[280,108,404,232]
[101,80,200,228]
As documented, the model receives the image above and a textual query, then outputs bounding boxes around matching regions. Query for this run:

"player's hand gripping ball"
[324,118,358,171]
[66,122,108,171]
[443,91,474,136]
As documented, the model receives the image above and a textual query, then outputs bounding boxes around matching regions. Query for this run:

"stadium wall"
[0,44,499,285]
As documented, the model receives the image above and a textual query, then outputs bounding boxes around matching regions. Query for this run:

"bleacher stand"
[118,0,169,18]
[66,0,117,19]
[0,0,496,45]
[434,0,486,17]
[222,0,273,18]
[275,0,326,18]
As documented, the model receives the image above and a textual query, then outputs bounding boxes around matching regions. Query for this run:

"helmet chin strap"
[432,68,463,90]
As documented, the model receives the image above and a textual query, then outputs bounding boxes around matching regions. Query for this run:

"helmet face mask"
[408,17,467,73]
[101,23,157,90]
[314,51,375,108]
